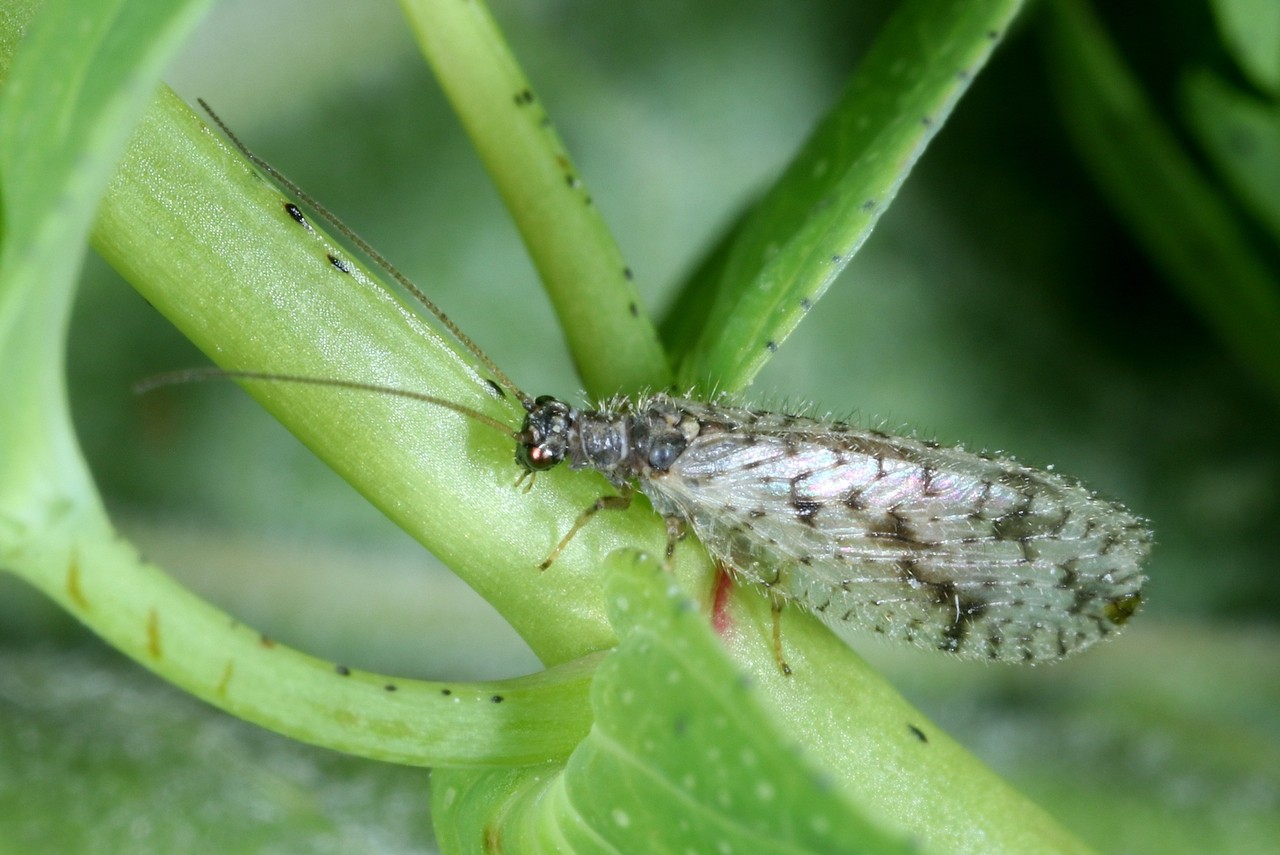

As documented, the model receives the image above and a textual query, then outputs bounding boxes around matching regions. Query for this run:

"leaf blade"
[669,0,1026,393]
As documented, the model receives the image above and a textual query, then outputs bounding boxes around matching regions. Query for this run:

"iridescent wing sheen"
[638,400,1149,662]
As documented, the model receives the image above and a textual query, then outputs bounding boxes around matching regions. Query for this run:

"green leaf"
[1208,0,1280,95]
[556,552,914,854]
[1182,69,1280,244]
[666,0,1025,393]
[1044,0,1280,403]
[434,551,1095,855]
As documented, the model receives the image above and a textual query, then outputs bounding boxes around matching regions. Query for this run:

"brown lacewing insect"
[153,102,1151,664]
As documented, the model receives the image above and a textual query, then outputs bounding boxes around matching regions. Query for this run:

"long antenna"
[196,98,534,411]
[135,368,519,438]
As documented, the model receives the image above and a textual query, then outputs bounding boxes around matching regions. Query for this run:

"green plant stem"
[0,0,595,769]
[14,520,596,766]
[88,86,697,666]
[398,0,671,399]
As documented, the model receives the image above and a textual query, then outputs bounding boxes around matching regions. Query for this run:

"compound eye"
[517,443,560,472]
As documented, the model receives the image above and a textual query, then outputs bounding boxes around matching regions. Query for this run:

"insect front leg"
[538,484,635,571]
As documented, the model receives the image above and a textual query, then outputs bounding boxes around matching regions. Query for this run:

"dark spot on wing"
[937,591,987,654]
[1050,508,1072,536]
[1098,532,1124,555]
[867,511,914,542]
[991,510,1040,541]
[997,471,1038,492]
[1105,593,1141,625]
[792,499,821,526]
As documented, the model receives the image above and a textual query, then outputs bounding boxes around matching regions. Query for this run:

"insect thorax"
[517,395,693,487]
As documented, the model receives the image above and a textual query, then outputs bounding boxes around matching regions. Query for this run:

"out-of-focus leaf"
[1183,69,1280,244]
[1044,0,1280,403]
[1208,0,1280,95]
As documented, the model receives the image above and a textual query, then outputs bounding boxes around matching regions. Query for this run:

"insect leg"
[662,515,687,567]
[537,485,635,570]
[769,592,793,677]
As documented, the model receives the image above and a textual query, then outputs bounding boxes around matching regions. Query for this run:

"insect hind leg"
[537,485,635,570]
[662,515,688,568]
[770,592,793,676]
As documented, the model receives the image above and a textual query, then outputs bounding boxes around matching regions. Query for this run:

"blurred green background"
[2,0,1277,852]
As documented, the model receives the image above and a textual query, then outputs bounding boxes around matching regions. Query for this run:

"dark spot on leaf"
[283,202,310,229]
